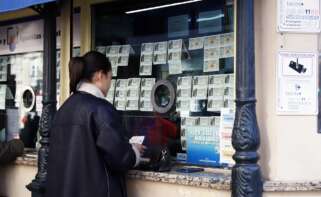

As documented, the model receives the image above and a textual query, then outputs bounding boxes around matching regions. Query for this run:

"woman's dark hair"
[69,51,112,93]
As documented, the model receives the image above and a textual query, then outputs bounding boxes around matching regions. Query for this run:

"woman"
[46,51,144,197]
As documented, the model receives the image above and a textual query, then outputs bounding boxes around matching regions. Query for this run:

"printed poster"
[186,126,220,166]
[277,51,318,115]
[278,0,321,32]
[0,85,6,110]
[219,108,235,165]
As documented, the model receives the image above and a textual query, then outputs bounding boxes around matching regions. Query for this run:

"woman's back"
[46,92,136,197]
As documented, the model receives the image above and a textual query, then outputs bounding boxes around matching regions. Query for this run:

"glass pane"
[93,0,235,168]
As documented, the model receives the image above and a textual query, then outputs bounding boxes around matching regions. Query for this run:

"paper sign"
[139,65,152,76]
[0,85,6,110]
[129,136,145,145]
[186,126,220,166]
[168,39,183,52]
[219,108,235,164]
[278,0,321,32]
[189,37,204,50]
[277,51,318,115]
[169,63,183,75]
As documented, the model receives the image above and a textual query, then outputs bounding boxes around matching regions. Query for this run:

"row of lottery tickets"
[106,78,155,111]
[95,32,234,76]
[0,56,9,82]
[177,74,235,112]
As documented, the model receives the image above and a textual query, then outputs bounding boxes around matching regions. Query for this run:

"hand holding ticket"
[130,136,146,155]
[129,136,145,145]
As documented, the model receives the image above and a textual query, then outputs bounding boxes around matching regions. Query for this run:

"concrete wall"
[127,180,230,197]
[0,165,37,197]
[254,0,321,181]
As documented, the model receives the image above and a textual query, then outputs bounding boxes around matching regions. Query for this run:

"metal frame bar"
[231,0,263,196]
[26,2,57,197]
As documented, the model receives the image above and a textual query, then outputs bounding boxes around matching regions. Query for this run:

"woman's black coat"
[46,91,136,197]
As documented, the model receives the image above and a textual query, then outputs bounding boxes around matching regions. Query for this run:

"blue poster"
[186,126,220,166]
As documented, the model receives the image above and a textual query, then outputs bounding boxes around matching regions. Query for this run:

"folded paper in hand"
[129,136,145,145]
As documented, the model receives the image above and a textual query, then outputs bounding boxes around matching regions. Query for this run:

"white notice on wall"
[0,85,6,110]
[277,51,318,115]
[277,0,320,33]
[219,108,235,165]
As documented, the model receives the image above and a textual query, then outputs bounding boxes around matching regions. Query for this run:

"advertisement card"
[141,78,155,90]
[204,35,220,49]
[140,54,153,66]
[154,41,168,54]
[177,76,192,88]
[220,45,234,58]
[112,66,118,77]
[139,65,152,76]
[116,79,128,90]
[192,75,209,88]
[120,45,131,56]
[117,55,129,66]
[208,74,226,87]
[141,43,154,55]
[127,78,141,88]
[207,98,224,112]
[139,100,153,111]
[0,85,6,110]
[208,87,224,99]
[176,100,190,112]
[189,37,204,50]
[186,126,220,166]
[126,100,139,111]
[168,39,183,52]
[168,63,183,75]
[140,89,152,100]
[153,53,167,65]
[114,100,126,111]
[219,108,235,164]
[204,48,220,60]
[107,45,120,55]
[220,33,234,46]
[204,59,220,72]
[168,51,182,64]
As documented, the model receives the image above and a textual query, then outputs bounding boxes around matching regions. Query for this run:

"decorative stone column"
[231,0,263,196]
[27,2,57,197]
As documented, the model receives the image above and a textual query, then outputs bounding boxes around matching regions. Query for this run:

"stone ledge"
[14,154,321,192]
[127,168,231,191]
[263,180,321,192]
[15,155,37,167]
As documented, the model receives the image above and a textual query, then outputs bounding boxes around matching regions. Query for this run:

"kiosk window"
[93,0,235,167]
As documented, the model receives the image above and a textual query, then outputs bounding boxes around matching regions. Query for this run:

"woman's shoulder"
[59,92,115,114]
[55,92,118,125]
[77,91,115,109]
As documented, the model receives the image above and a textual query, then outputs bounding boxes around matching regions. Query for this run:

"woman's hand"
[132,143,146,155]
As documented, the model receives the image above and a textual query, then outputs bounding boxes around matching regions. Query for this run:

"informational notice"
[277,0,320,32]
[186,126,220,167]
[0,85,6,110]
[219,108,235,165]
[0,14,80,56]
[277,51,318,115]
